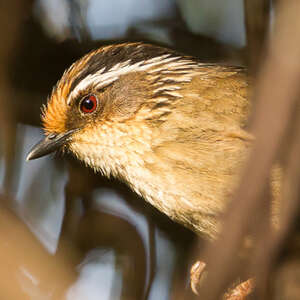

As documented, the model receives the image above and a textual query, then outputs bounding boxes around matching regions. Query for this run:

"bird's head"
[27,42,203,177]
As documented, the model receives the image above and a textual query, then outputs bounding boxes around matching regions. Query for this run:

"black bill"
[26,130,76,161]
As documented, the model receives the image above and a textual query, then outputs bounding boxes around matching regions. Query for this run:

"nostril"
[47,133,57,140]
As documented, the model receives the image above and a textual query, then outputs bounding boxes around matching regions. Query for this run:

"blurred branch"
[75,210,148,300]
[0,196,79,299]
[69,0,90,41]
[197,0,300,299]
[63,161,149,300]
[243,0,271,73]
[0,0,33,193]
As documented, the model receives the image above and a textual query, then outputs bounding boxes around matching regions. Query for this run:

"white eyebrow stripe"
[109,59,131,72]
[67,54,198,105]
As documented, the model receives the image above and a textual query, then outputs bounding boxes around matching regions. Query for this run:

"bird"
[26,42,280,239]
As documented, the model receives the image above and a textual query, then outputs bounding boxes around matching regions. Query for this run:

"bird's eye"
[79,95,98,114]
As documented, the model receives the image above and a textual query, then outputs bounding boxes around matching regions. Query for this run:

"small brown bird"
[26,42,259,239]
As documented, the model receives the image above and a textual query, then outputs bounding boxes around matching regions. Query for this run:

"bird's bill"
[26,130,76,161]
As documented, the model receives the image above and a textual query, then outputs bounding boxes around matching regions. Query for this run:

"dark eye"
[79,95,98,114]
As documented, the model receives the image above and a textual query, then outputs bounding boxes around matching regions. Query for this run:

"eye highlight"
[79,95,98,114]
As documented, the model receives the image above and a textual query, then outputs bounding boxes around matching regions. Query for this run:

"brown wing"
[144,67,253,237]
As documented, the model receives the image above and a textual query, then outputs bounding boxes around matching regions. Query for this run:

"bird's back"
[137,66,254,237]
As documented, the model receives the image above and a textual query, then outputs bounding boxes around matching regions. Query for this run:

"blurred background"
[0,0,282,299]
